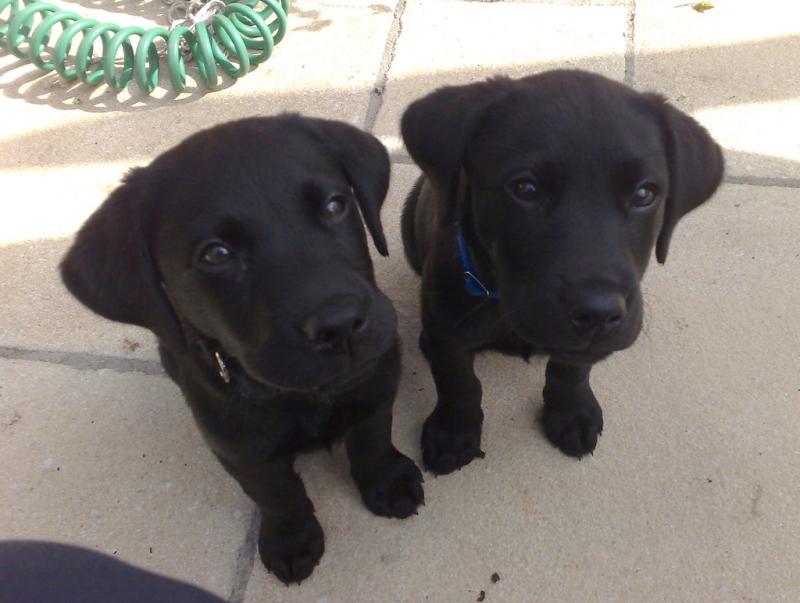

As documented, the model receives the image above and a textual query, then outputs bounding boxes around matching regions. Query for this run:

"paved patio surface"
[1,1,799,601]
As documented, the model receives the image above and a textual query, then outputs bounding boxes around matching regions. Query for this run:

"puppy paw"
[354,451,424,519]
[421,410,484,475]
[258,513,325,585]
[541,399,603,458]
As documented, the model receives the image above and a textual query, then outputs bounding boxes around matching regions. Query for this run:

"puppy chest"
[277,397,377,450]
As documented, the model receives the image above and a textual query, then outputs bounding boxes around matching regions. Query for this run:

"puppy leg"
[421,342,484,475]
[347,399,424,519]
[221,457,324,585]
[541,360,604,458]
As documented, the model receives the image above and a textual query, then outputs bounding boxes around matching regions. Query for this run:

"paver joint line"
[363,0,407,132]
[624,0,636,85]
[0,345,164,376]
[227,508,260,603]
[724,175,800,189]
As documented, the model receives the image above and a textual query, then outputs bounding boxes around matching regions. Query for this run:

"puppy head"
[403,70,723,362]
[61,115,396,392]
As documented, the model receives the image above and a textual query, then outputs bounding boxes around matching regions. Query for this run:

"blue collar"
[454,222,499,299]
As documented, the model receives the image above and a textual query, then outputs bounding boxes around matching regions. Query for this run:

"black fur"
[400,176,424,274]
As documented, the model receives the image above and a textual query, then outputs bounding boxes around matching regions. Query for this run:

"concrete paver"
[374,0,627,154]
[0,236,161,361]
[0,359,254,599]
[634,0,800,180]
[0,162,162,360]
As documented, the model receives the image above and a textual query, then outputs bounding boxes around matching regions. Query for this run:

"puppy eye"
[509,178,539,203]
[323,194,349,220]
[632,183,659,208]
[198,242,234,266]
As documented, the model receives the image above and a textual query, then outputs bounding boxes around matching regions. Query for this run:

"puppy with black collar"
[61,115,424,584]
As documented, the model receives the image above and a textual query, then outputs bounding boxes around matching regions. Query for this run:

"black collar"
[186,333,279,400]
[161,281,270,392]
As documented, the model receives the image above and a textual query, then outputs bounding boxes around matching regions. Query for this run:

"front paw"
[541,394,603,458]
[353,451,424,519]
[421,408,484,475]
[258,513,324,585]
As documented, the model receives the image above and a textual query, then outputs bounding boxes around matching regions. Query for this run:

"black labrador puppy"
[401,70,723,474]
[61,116,424,584]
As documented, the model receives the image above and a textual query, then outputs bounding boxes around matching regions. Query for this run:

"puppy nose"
[301,302,368,352]
[564,289,626,337]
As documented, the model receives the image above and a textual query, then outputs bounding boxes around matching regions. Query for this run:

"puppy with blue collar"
[401,70,723,474]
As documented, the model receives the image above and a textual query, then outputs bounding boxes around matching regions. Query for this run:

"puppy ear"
[648,95,725,263]
[60,169,185,350]
[401,78,512,223]
[306,118,391,256]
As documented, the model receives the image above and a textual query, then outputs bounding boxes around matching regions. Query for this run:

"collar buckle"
[463,271,494,298]
[214,351,231,384]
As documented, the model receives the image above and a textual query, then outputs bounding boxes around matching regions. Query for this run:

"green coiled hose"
[0,0,289,93]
